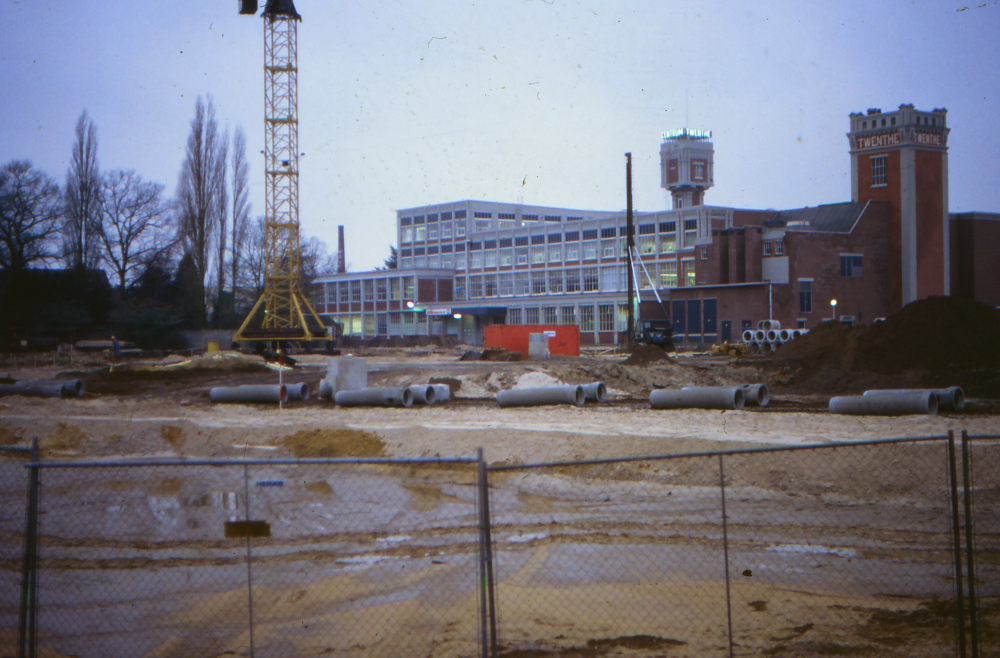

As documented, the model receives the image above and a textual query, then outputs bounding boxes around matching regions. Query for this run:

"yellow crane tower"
[233,0,334,348]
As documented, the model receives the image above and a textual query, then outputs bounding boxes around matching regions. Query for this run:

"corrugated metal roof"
[764,202,869,233]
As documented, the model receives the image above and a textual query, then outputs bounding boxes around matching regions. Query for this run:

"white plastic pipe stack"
[651,387,745,410]
[863,387,964,412]
[829,392,938,416]
[496,385,584,408]
[335,387,414,408]
[580,382,607,403]
[285,382,310,401]
[740,384,770,407]
[407,384,437,405]
[210,385,288,404]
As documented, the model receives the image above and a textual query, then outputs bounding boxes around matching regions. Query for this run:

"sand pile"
[623,344,674,366]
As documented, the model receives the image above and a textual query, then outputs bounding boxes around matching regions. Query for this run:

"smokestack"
[337,225,346,273]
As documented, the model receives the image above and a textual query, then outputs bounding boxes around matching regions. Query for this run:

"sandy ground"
[1,349,998,658]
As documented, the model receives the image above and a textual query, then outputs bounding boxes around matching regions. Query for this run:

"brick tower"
[848,104,950,312]
[660,128,714,209]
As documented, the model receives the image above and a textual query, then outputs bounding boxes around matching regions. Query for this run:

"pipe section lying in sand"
[496,385,585,408]
[335,387,414,408]
[318,379,333,399]
[863,387,964,412]
[740,384,770,407]
[0,382,71,399]
[830,392,938,416]
[429,384,451,403]
[285,382,310,402]
[17,379,85,398]
[651,387,745,410]
[407,385,437,405]
[210,385,288,404]
[580,382,607,403]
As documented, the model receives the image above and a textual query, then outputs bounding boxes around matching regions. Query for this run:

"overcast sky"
[2,0,998,272]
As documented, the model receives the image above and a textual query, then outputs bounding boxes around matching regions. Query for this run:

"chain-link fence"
[1,444,32,657]
[486,434,994,658]
[5,434,997,658]
[15,455,484,658]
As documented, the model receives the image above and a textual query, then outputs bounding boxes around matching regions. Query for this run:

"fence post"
[718,454,734,658]
[17,437,40,658]
[476,448,498,658]
[961,430,979,658]
[243,463,256,658]
[948,430,968,658]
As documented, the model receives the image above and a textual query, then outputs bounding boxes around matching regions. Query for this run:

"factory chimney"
[337,225,346,273]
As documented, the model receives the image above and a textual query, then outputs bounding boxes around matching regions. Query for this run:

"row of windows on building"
[400,219,700,250]
[860,115,937,130]
[451,263,698,300]
[318,277,416,304]
[325,303,631,336]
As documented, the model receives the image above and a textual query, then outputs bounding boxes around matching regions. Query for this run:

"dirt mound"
[776,297,1000,375]
[281,429,385,458]
[771,297,1000,397]
[622,344,673,366]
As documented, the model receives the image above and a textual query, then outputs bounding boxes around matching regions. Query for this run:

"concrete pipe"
[770,341,782,352]
[766,329,778,342]
[754,330,766,342]
[285,382,310,402]
[757,320,768,331]
[407,384,437,405]
[210,384,288,404]
[496,385,585,408]
[335,387,414,408]
[760,342,773,354]
[581,382,608,403]
[863,387,964,412]
[830,392,938,416]
[17,379,85,397]
[429,384,451,404]
[742,330,755,343]
[651,387,745,410]
[318,378,333,399]
[0,382,70,398]
[748,342,761,354]
[741,384,770,407]
[778,329,790,342]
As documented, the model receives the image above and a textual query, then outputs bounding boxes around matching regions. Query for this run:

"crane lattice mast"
[234,0,328,345]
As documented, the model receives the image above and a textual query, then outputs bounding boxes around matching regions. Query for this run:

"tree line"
[0,96,338,346]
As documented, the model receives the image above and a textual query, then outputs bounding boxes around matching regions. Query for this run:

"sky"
[2,0,999,273]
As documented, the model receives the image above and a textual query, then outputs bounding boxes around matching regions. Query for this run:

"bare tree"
[230,125,252,320]
[0,160,63,273]
[96,169,173,295]
[63,110,101,270]
[213,127,229,327]
[176,96,225,328]
[237,215,267,312]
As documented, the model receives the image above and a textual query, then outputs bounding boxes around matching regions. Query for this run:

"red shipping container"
[484,325,580,359]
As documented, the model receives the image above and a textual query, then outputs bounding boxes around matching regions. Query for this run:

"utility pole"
[626,153,635,347]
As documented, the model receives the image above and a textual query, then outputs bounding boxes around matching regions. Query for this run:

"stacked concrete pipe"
[651,386,745,410]
[829,392,938,416]
[496,385,584,408]
[335,387,414,408]
[580,382,607,403]
[318,378,333,399]
[210,385,288,404]
[0,379,85,399]
[863,387,964,412]
[285,382,310,402]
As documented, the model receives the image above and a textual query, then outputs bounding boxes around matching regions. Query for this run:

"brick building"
[313,104,996,347]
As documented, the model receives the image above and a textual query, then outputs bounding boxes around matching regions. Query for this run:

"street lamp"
[406,301,415,309]
[453,313,462,320]
[830,299,838,321]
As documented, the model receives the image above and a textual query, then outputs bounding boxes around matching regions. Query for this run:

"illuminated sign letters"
[913,132,942,146]
[856,132,901,150]
[661,128,712,140]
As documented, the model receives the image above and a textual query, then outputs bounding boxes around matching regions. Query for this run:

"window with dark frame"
[840,254,863,278]
[799,280,812,314]
[871,156,887,187]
